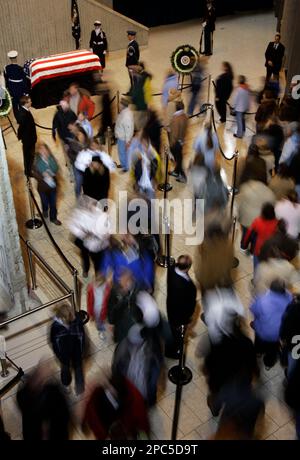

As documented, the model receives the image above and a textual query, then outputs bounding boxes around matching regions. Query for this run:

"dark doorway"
[113,0,274,27]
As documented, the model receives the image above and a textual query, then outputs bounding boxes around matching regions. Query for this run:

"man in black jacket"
[89,20,108,70]
[52,98,77,176]
[126,30,140,92]
[82,156,110,203]
[265,33,285,82]
[17,95,37,177]
[166,255,197,358]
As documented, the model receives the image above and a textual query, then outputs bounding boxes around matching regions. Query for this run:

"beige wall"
[281,0,300,87]
[95,0,113,8]
[0,0,148,69]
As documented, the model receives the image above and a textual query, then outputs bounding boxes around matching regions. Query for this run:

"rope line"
[211,80,257,115]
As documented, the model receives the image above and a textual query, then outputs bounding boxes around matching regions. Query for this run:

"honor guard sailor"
[89,20,108,70]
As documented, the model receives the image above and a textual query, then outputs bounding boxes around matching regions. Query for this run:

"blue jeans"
[253,254,259,273]
[73,167,83,198]
[236,111,246,138]
[117,139,128,171]
[39,189,57,220]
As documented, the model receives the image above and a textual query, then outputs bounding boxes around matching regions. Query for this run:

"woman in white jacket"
[68,196,111,277]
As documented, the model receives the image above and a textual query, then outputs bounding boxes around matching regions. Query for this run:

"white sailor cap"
[94,20,101,26]
[7,50,18,59]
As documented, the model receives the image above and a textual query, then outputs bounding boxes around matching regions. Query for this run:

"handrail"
[28,186,75,275]
[211,79,257,115]
[19,235,73,295]
[26,182,80,310]
[0,367,24,399]
[0,293,74,329]
[197,102,236,161]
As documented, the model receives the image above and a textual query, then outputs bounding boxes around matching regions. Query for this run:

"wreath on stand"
[170,44,199,74]
[0,87,12,117]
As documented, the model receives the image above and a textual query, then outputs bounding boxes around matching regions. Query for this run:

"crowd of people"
[2,11,300,442]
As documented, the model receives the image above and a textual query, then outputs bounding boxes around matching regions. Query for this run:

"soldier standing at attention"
[4,50,28,123]
[89,20,108,71]
[125,30,140,93]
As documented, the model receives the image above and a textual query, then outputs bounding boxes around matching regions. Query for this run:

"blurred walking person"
[50,303,86,395]
[232,76,250,139]
[33,142,62,225]
[114,97,134,172]
[17,95,37,177]
[214,62,234,123]
[16,361,71,440]
[168,101,188,183]
[166,255,197,358]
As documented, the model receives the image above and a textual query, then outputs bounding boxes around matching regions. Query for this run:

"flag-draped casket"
[29,50,102,108]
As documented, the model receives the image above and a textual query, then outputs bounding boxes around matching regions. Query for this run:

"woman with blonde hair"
[50,303,86,395]
[33,142,61,225]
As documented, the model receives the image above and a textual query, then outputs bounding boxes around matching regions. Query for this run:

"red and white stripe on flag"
[30,50,102,87]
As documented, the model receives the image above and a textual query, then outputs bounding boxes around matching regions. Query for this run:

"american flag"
[29,50,102,87]
[71,0,81,49]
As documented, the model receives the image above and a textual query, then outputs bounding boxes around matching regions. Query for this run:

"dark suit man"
[166,255,197,358]
[126,30,140,91]
[202,1,216,56]
[17,95,37,177]
[265,33,285,82]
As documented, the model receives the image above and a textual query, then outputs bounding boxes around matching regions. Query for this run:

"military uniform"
[89,26,108,69]
[125,31,140,91]
[126,39,140,67]
[4,61,27,122]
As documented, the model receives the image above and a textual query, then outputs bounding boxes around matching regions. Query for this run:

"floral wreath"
[0,87,12,117]
[171,44,199,74]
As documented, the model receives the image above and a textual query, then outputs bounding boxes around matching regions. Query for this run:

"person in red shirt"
[82,371,150,440]
[69,82,95,120]
[242,203,278,272]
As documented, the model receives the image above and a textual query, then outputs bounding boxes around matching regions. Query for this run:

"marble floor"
[1,10,299,440]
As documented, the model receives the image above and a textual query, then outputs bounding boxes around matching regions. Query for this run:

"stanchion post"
[158,146,172,193]
[180,73,185,92]
[207,74,212,104]
[168,325,193,385]
[156,147,175,268]
[107,126,112,156]
[26,245,37,290]
[73,269,80,312]
[168,325,193,440]
[25,178,43,230]
[230,150,239,219]
[116,90,120,114]
[0,336,9,378]
[230,150,239,268]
